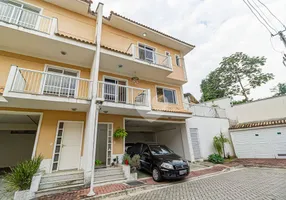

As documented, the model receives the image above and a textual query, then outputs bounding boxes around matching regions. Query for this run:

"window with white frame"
[156,87,177,104]
[175,55,180,67]
[138,43,155,63]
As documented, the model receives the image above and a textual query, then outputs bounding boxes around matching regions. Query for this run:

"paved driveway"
[121,168,286,200]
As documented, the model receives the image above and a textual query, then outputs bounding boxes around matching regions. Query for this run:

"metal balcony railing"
[126,44,172,69]
[97,81,150,107]
[185,103,227,118]
[10,67,91,100]
[0,1,52,34]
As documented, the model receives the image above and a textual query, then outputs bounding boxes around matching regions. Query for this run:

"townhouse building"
[0,0,195,195]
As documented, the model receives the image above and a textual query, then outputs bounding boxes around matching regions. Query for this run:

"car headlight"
[161,162,174,170]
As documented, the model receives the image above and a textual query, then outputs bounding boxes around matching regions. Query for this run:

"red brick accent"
[224,159,286,168]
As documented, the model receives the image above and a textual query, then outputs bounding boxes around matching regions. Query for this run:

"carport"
[124,118,191,160]
[0,112,42,169]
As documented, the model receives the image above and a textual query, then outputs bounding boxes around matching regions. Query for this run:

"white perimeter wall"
[186,117,234,160]
[0,130,35,168]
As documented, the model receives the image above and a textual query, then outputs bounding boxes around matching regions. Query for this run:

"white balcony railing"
[97,81,150,107]
[10,67,91,100]
[0,1,52,34]
[185,104,227,118]
[126,44,172,69]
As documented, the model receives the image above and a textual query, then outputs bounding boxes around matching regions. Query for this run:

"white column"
[82,3,104,185]
[3,65,17,95]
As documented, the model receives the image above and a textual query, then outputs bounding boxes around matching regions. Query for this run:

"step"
[41,172,84,183]
[39,178,84,190]
[36,183,84,198]
[94,171,124,178]
[94,174,126,183]
[94,167,122,173]
[94,177,126,185]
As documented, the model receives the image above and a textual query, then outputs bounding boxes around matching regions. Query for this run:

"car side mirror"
[143,152,150,157]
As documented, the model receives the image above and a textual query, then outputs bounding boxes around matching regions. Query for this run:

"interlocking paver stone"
[123,168,286,200]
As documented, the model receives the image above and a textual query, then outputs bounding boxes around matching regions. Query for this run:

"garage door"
[231,127,286,159]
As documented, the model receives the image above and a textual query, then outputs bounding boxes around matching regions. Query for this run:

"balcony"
[185,104,227,118]
[0,1,52,34]
[96,81,151,115]
[100,43,174,84]
[3,66,91,111]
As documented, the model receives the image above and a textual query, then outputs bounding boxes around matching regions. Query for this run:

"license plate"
[179,170,187,175]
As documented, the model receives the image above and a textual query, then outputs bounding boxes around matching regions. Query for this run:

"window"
[138,44,155,63]
[156,87,177,104]
[104,77,127,103]
[43,66,78,98]
[0,0,41,29]
[175,55,180,67]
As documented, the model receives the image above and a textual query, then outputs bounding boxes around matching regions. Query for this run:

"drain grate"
[125,181,145,186]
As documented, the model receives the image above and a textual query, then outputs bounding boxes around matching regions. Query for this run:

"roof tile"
[230,118,286,130]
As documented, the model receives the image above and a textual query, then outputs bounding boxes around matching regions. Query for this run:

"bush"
[122,153,131,165]
[4,155,43,191]
[208,154,224,164]
[130,154,140,172]
[95,160,102,166]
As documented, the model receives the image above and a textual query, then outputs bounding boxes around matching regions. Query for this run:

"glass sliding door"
[104,78,127,103]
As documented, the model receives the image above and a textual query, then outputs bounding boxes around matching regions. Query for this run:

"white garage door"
[231,126,286,159]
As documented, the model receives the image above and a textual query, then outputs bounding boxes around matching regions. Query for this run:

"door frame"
[50,120,84,173]
[98,122,113,166]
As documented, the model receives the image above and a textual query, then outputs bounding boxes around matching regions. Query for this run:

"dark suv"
[127,143,189,182]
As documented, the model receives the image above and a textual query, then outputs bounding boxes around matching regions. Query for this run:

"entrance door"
[52,122,83,171]
[190,128,201,160]
[95,124,113,166]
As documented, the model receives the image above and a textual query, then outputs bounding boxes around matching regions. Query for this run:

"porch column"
[82,2,104,185]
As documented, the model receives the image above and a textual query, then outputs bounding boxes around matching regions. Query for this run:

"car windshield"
[149,145,174,155]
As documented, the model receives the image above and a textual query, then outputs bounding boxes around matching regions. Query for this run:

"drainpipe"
[86,2,104,197]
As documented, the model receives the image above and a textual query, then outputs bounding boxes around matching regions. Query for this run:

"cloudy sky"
[92,0,286,101]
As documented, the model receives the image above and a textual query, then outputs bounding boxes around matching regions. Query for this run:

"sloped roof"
[230,118,286,130]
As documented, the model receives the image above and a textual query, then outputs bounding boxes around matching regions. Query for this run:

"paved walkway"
[118,168,286,200]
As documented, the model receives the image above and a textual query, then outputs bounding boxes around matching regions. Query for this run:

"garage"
[230,120,286,159]
[0,112,41,170]
[124,119,191,160]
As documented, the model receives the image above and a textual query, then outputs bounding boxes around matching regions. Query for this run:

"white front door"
[52,121,83,171]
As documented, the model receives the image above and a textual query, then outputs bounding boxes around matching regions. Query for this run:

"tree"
[201,52,274,101]
[200,69,226,102]
[218,52,274,101]
[271,83,286,96]
[213,132,230,159]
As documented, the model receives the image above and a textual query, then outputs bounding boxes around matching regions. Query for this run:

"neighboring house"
[207,96,286,159]
[0,0,195,195]
[184,97,234,160]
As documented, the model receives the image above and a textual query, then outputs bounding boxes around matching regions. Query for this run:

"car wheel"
[152,167,162,182]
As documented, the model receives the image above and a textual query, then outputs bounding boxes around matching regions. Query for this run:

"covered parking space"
[0,111,42,170]
[124,118,191,160]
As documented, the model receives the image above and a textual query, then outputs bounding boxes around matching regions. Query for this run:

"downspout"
[87,2,103,197]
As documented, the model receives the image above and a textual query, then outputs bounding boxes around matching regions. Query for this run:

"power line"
[246,0,276,34]
[242,0,275,35]
[249,0,279,33]
[257,0,286,29]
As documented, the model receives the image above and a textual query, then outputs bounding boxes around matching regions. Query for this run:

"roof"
[80,0,93,4]
[230,118,286,130]
[152,108,192,114]
[104,11,195,49]
[184,93,199,104]
[55,32,132,56]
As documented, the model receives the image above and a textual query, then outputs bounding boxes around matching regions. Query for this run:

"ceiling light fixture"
[61,51,67,55]
[142,32,147,37]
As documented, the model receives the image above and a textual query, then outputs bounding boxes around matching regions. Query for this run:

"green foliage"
[122,153,131,165]
[232,99,251,105]
[4,155,43,191]
[271,83,286,96]
[200,69,226,102]
[113,128,128,138]
[130,154,141,172]
[213,132,231,158]
[95,160,102,166]
[200,52,274,102]
[208,154,224,164]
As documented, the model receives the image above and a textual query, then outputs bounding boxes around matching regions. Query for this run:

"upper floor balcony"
[3,66,91,111]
